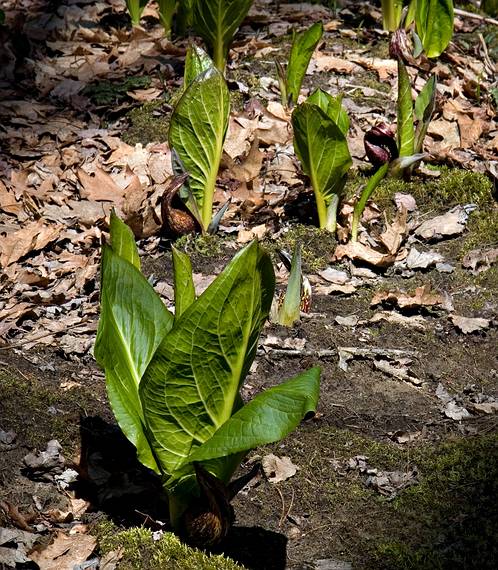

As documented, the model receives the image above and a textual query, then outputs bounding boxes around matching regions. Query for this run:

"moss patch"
[95,521,245,570]
[84,76,152,106]
[123,101,171,146]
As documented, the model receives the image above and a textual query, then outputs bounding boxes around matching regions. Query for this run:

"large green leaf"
[169,67,230,231]
[140,241,275,476]
[95,230,174,473]
[286,22,323,107]
[307,88,350,136]
[415,0,454,58]
[172,246,196,320]
[191,0,253,70]
[188,367,320,462]
[292,102,352,231]
[381,0,404,31]
[95,249,174,472]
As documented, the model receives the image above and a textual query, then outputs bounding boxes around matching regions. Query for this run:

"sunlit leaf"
[415,0,454,58]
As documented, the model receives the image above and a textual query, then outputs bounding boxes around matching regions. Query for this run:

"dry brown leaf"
[462,247,498,274]
[332,242,396,268]
[308,53,362,74]
[29,531,96,570]
[77,166,125,203]
[379,209,407,254]
[237,223,267,243]
[225,117,252,160]
[371,285,446,311]
[262,454,298,483]
[230,137,264,183]
[415,206,468,241]
[427,119,461,150]
[0,221,63,268]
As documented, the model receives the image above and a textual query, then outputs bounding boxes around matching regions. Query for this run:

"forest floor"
[1,1,498,569]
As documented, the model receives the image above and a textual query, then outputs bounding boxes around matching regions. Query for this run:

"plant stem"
[396,59,415,159]
[381,0,404,31]
[351,164,389,242]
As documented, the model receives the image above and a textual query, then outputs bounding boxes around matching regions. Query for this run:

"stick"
[454,8,498,27]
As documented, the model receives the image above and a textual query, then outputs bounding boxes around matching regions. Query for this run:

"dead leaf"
[0,221,63,268]
[332,242,396,268]
[379,209,407,254]
[451,315,490,334]
[462,247,498,274]
[405,247,445,270]
[262,454,298,483]
[77,167,125,203]
[373,359,422,386]
[308,53,362,75]
[371,285,447,312]
[368,311,427,331]
[237,223,267,243]
[29,531,96,570]
[415,206,469,241]
[394,193,417,212]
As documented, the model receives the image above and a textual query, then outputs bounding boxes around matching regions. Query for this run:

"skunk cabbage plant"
[125,0,149,26]
[169,46,230,233]
[292,88,352,233]
[277,22,323,108]
[95,212,320,544]
[191,0,253,70]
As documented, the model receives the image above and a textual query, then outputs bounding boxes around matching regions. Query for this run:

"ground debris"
[462,247,498,274]
[0,527,39,567]
[370,285,451,312]
[414,205,473,241]
[29,531,96,570]
[23,440,65,481]
[262,454,298,483]
[451,314,490,334]
[334,455,418,499]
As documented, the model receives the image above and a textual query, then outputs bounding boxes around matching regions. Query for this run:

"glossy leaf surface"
[307,88,350,135]
[415,0,454,58]
[140,241,275,476]
[169,68,230,231]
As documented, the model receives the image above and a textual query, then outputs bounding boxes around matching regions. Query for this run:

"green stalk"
[381,0,404,31]
[396,59,415,159]
[351,163,389,242]
[126,0,142,25]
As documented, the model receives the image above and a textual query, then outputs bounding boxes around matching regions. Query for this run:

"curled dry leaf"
[0,221,63,268]
[332,242,396,268]
[379,209,407,255]
[415,206,470,241]
[262,454,299,483]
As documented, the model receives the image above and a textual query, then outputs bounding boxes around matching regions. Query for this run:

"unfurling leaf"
[191,0,253,70]
[286,22,323,107]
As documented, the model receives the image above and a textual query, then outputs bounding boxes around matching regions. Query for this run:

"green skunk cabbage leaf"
[140,241,275,476]
[415,0,454,58]
[396,60,414,158]
[191,0,253,70]
[169,67,229,230]
[172,246,196,320]
[95,246,174,473]
[414,74,436,153]
[277,245,302,327]
[158,0,177,33]
[189,367,320,462]
[109,210,140,270]
[292,102,352,230]
[287,22,323,107]
[184,44,214,89]
[126,0,149,25]
[307,88,349,135]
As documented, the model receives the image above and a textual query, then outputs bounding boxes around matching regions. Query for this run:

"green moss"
[262,223,336,273]
[462,207,498,254]
[367,167,495,214]
[95,521,245,570]
[174,233,225,259]
[123,101,171,145]
[84,76,152,106]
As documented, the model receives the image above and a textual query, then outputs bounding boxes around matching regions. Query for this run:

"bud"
[389,28,411,61]
[364,123,399,167]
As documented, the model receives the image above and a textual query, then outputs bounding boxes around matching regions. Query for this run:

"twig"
[454,8,498,27]
[257,347,338,358]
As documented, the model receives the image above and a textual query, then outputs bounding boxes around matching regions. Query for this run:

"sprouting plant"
[158,0,178,34]
[190,0,253,70]
[126,0,149,26]
[270,244,312,327]
[380,1,454,58]
[95,212,320,545]
[276,22,323,108]
[381,0,404,31]
[292,88,352,233]
[167,46,229,233]
[350,30,436,242]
